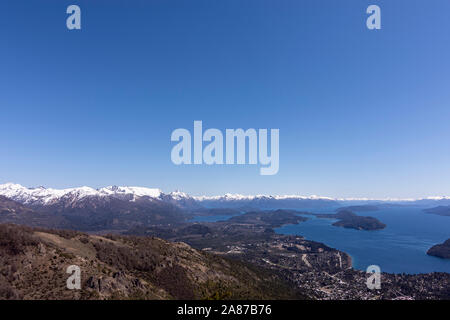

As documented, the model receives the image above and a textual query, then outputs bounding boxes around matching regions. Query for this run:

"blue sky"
[1,0,450,198]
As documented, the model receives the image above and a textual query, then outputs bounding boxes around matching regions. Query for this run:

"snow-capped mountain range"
[0,183,165,206]
[0,183,194,230]
[1,182,449,232]
[1,183,450,210]
[0,183,344,209]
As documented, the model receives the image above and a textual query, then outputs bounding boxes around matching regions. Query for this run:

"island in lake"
[424,206,450,217]
[314,210,386,231]
[427,239,450,259]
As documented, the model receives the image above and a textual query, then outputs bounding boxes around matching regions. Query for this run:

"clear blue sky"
[1,0,449,198]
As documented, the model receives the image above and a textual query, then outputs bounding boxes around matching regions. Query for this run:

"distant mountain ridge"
[2,183,450,212]
[195,194,339,209]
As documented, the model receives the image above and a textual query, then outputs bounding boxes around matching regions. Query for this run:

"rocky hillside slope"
[0,223,300,300]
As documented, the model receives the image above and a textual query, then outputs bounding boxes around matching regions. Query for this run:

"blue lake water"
[276,207,450,274]
[191,207,450,274]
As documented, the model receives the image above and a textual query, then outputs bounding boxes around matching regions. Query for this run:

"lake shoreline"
[274,207,450,275]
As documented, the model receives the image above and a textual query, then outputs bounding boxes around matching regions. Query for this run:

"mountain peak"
[98,186,162,198]
[0,183,163,206]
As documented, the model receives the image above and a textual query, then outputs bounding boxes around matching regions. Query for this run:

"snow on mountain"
[193,194,450,203]
[98,186,162,198]
[0,183,164,207]
[424,196,450,200]
[193,193,340,209]
[193,193,335,201]
[0,183,98,205]
[1,183,450,209]
[192,193,450,209]
[168,190,192,200]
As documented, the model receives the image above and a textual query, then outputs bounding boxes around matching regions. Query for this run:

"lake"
[190,206,450,274]
[276,207,450,274]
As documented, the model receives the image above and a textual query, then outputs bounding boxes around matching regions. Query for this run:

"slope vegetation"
[0,223,300,300]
